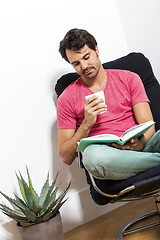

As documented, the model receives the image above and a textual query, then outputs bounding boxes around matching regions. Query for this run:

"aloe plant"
[0,168,71,227]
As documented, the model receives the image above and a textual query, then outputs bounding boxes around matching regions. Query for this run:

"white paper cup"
[85,90,106,114]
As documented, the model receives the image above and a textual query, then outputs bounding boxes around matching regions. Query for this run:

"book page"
[76,120,155,152]
[76,134,121,152]
[85,134,119,141]
[120,121,154,142]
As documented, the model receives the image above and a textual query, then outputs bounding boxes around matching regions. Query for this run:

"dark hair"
[59,28,97,62]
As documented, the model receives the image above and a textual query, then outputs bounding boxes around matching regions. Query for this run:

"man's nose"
[80,61,88,70]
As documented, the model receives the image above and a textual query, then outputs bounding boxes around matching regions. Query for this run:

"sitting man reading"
[57,28,160,181]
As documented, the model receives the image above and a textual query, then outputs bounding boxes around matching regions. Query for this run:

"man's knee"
[83,144,116,179]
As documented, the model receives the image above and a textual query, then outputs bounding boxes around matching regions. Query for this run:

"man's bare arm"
[58,122,91,165]
[58,96,107,165]
[112,102,155,151]
[133,101,155,143]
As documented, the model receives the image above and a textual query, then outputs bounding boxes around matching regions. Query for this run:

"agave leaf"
[18,172,36,208]
[41,181,71,216]
[20,221,35,227]
[25,208,37,222]
[39,173,50,207]
[47,172,59,196]
[39,172,59,208]
[54,180,71,205]
[1,211,29,224]
[14,193,27,209]
[52,198,68,216]
[9,204,21,212]
[40,173,59,213]
[49,186,59,202]
[30,201,41,214]
[40,186,58,215]
[0,191,25,214]
[10,194,24,212]
[2,210,32,227]
[16,173,27,203]
[0,204,27,220]
[0,169,71,225]
[26,167,39,203]
[41,211,53,222]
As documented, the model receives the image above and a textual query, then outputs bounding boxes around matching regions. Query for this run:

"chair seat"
[85,164,160,204]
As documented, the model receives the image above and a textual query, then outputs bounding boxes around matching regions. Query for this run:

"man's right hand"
[58,96,107,165]
[84,95,107,127]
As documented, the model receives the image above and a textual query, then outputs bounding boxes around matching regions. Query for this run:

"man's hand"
[58,95,107,165]
[84,95,107,127]
[111,136,146,151]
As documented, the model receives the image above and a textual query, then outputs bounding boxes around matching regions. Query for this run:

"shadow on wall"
[0,220,21,240]
[51,89,88,190]
[51,116,107,233]
[0,75,89,238]
[51,81,91,231]
[0,76,109,237]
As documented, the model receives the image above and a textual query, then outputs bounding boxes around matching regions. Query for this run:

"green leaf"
[18,172,36,208]
[40,173,59,213]
[41,211,53,222]
[30,201,41,214]
[55,180,71,205]
[26,167,39,203]
[19,221,35,227]
[42,181,71,216]
[1,211,29,224]
[0,191,25,214]
[25,208,37,222]
[0,169,71,225]
[39,173,50,207]
[16,173,27,203]
[52,198,68,216]
[49,186,59,202]
[40,187,58,215]
[14,193,27,210]
[0,204,27,220]
[10,195,24,212]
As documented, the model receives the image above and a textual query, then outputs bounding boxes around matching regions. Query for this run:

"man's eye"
[74,62,79,66]
[84,55,89,60]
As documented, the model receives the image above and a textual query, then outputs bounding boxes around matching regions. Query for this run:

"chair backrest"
[55,52,160,131]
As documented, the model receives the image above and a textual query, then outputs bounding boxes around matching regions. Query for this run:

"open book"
[76,120,155,152]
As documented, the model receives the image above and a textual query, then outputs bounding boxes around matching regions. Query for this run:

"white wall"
[0,0,128,238]
[115,0,160,81]
[0,0,159,238]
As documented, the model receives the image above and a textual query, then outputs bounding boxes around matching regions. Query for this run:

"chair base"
[116,194,160,239]
[116,209,160,239]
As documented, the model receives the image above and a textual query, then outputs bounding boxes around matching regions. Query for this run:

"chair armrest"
[88,172,135,198]
[77,152,84,168]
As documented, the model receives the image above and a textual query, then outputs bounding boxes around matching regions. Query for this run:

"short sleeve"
[57,92,77,129]
[129,72,150,106]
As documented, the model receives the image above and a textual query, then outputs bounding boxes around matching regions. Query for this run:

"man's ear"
[95,46,99,57]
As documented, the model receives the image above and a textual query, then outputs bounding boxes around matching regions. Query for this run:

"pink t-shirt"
[57,69,149,137]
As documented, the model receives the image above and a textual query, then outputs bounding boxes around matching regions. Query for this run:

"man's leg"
[143,130,160,152]
[83,131,160,180]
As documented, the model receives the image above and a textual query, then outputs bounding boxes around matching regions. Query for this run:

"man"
[57,28,160,181]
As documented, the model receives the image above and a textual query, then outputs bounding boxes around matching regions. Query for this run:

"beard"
[82,62,101,79]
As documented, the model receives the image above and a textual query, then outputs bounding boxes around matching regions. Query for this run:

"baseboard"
[61,186,126,233]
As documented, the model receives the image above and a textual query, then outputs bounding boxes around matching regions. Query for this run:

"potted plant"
[0,168,71,240]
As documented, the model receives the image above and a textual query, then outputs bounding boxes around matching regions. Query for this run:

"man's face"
[66,45,101,79]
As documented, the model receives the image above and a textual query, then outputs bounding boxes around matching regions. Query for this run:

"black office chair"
[55,52,160,239]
